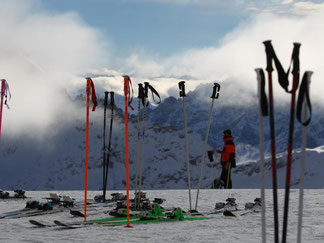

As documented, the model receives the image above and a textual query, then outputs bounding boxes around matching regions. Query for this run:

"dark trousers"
[220,165,232,189]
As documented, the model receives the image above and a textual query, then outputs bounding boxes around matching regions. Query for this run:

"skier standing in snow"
[216,129,236,189]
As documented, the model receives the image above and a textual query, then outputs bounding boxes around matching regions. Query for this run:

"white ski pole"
[255,68,268,243]
[297,71,313,243]
[179,81,192,211]
[195,83,220,211]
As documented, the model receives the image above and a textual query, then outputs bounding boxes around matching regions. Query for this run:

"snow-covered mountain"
[1,84,323,190]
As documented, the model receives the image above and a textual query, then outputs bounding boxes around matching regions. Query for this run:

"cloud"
[130,0,324,16]
[114,8,324,106]
[248,0,324,15]
[0,0,110,139]
[1,0,323,140]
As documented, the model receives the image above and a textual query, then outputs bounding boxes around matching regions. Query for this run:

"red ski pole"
[123,75,134,228]
[0,80,6,139]
[84,77,97,222]
[282,43,301,243]
[263,40,279,243]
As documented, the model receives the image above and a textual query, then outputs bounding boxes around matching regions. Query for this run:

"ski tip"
[54,220,71,228]
[70,209,84,218]
[29,220,46,227]
[223,210,236,217]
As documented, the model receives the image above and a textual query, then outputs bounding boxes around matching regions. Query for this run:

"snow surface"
[0,189,323,243]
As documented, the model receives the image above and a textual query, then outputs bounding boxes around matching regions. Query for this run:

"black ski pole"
[102,91,109,201]
[179,81,192,212]
[296,71,312,243]
[134,83,144,209]
[137,82,149,210]
[263,40,279,243]
[103,91,115,201]
[282,42,301,243]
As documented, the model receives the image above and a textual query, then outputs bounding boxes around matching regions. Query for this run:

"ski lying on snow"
[53,215,209,229]
[223,206,261,217]
[29,220,55,228]
[52,207,209,229]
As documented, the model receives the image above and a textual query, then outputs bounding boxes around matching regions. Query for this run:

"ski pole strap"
[263,40,301,93]
[1,79,11,109]
[123,75,134,110]
[255,69,268,116]
[148,84,161,104]
[86,77,98,111]
[110,92,115,106]
[211,83,220,99]
[296,71,312,126]
[178,81,186,97]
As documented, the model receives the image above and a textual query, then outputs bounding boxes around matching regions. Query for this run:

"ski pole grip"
[144,82,149,98]
[178,81,186,97]
[211,83,220,99]
[255,68,268,117]
[138,84,144,99]
[110,92,115,106]
[104,91,108,106]
[292,42,301,76]
[143,82,149,106]
[263,40,274,73]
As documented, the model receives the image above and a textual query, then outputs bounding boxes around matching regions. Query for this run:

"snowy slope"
[0,189,324,243]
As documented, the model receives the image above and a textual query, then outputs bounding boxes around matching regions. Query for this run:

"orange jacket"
[218,136,236,167]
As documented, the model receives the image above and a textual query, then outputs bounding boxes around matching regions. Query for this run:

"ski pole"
[84,77,97,221]
[296,71,312,243]
[226,163,231,189]
[123,75,134,228]
[282,42,301,243]
[134,83,144,210]
[207,151,216,189]
[263,40,279,243]
[0,79,10,140]
[179,81,192,211]
[136,82,161,210]
[0,80,6,140]
[255,68,268,243]
[195,83,220,211]
[104,91,115,201]
[137,82,149,210]
[102,91,109,201]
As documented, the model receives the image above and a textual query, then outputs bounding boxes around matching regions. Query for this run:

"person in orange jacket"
[216,129,236,189]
